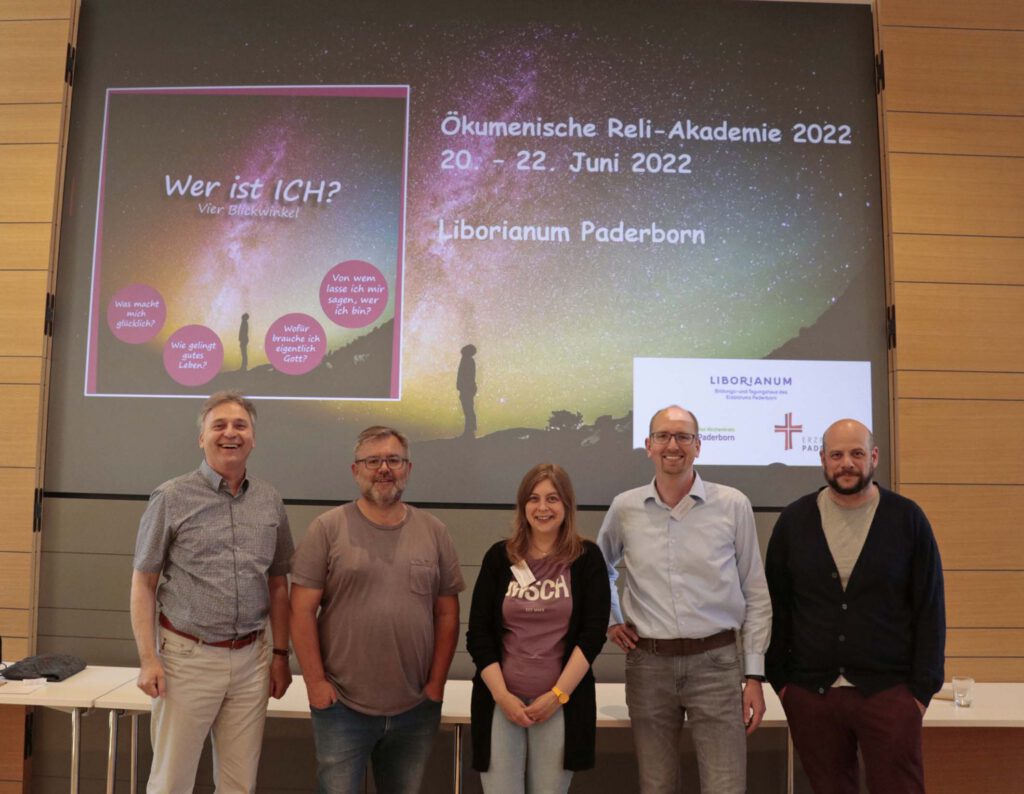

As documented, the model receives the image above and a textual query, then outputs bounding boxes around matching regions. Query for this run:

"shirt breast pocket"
[409,559,438,596]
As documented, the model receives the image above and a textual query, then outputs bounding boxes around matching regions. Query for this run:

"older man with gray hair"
[130,390,294,793]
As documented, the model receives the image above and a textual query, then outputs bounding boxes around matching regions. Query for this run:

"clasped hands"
[496,689,562,727]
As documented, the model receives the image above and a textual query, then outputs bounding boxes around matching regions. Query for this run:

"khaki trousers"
[148,626,270,794]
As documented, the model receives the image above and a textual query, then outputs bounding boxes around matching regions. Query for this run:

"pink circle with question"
[162,325,224,387]
[265,313,327,375]
[106,284,166,344]
[319,260,389,328]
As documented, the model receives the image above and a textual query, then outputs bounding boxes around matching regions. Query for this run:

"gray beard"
[364,482,403,507]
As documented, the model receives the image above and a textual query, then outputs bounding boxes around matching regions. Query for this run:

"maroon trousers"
[782,684,925,794]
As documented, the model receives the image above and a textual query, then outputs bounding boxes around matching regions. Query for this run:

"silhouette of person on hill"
[457,344,477,438]
[239,313,250,372]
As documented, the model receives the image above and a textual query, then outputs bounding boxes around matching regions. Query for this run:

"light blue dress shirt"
[596,473,771,676]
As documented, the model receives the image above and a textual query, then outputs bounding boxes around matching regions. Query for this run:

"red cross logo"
[774,412,803,450]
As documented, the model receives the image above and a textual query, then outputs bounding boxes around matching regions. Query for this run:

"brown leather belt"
[635,629,735,656]
[159,613,261,650]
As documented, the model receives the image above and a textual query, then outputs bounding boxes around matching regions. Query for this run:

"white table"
[0,665,139,794]
[94,673,790,794]
[3,666,1017,794]
[13,665,1018,794]
[922,682,1024,727]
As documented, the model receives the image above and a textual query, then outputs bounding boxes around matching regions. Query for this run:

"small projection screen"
[46,0,889,506]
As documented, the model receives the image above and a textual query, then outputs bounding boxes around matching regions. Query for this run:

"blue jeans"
[479,704,572,794]
[310,697,441,794]
[625,643,746,794]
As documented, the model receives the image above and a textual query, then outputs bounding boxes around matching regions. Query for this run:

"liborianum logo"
[774,412,803,450]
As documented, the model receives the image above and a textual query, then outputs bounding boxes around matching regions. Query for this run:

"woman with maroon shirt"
[467,463,611,793]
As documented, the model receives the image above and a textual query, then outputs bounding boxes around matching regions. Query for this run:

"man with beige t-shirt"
[765,419,945,794]
[289,426,464,793]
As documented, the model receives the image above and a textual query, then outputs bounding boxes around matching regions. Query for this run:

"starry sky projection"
[389,21,882,438]
[91,15,881,437]
[55,2,887,503]
[91,89,406,395]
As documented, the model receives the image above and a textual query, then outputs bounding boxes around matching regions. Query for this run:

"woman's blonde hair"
[506,463,584,565]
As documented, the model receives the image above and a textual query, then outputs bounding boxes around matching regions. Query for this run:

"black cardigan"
[465,539,611,772]
[765,486,945,706]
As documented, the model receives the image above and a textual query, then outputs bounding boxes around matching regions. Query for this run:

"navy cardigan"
[465,539,611,772]
[765,486,945,705]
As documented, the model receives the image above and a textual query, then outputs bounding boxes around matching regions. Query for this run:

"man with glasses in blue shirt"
[597,405,771,794]
[290,425,464,793]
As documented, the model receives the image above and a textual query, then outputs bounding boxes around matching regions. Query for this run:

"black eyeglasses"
[355,455,409,470]
[649,431,697,446]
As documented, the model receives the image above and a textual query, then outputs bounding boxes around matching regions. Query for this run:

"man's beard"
[364,477,404,506]
[826,465,875,496]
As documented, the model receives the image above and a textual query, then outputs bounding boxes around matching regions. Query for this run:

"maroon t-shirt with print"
[501,556,573,700]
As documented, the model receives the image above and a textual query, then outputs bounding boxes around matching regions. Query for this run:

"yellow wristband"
[552,686,570,705]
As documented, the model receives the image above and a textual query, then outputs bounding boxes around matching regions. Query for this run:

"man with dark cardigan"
[765,418,945,794]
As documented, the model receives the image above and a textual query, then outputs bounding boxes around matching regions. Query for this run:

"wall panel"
[946,629,1024,657]
[893,282,1024,373]
[881,27,1024,115]
[0,271,48,357]
[899,484,1024,570]
[0,607,30,640]
[0,385,41,465]
[0,0,71,20]
[887,113,1024,159]
[0,358,44,386]
[38,553,135,612]
[0,105,62,145]
[0,145,60,223]
[0,19,68,103]
[0,552,32,610]
[945,572,1024,627]
[889,153,1024,237]
[0,224,52,270]
[892,235,1024,287]
[880,0,1024,31]
[896,372,1024,401]
[0,469,35,553]
[1,637,28,662]
[0,384,42,467]
[896,399,1024,485]
[942,658,1024,682]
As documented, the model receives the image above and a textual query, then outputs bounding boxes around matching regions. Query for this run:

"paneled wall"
[0,0,77,666]
[879,1,1024,790]
[0,1,78,792]
[879,0,1024,683]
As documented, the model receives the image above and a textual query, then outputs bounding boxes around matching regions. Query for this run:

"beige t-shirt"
[817,487,880,590]
[291,502,465,715]
[817,486,879,687]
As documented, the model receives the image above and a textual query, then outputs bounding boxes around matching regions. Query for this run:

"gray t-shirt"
[291,502,465,716]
